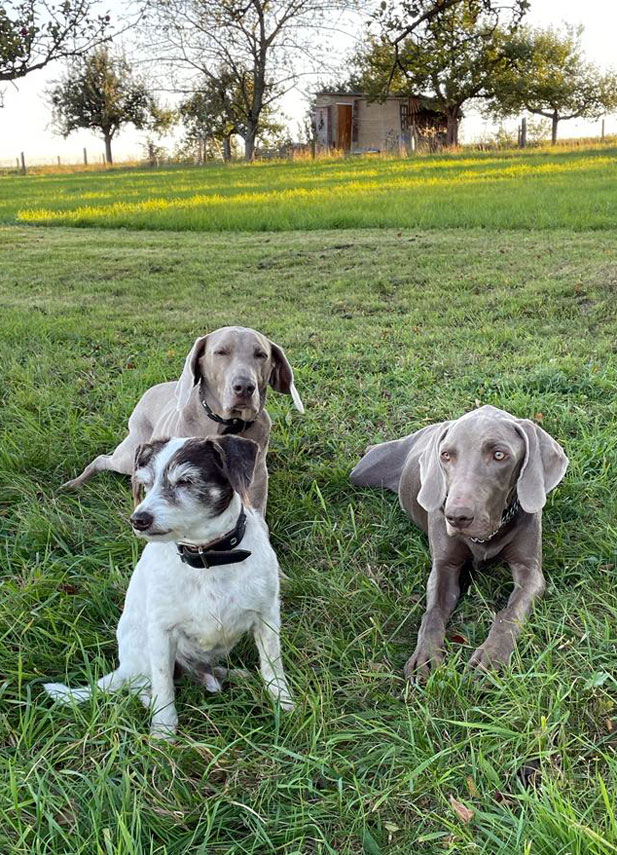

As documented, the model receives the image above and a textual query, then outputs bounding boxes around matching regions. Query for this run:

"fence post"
[20,152,26,175]
[601,119,605,141]
[83,147,88,165]
[57,156,61,166]
[16,158,19,170]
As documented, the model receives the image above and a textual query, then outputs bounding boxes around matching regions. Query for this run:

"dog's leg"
[212,666,250,682]
[253,609,293,711]
[148,628,178,739]
[404,547,469,682]
[60,454,116,490]
[60,433,137,490]
[469,556,545,672]
[248,457,269,516]
[44,667,131,703]
[192,663,223,693]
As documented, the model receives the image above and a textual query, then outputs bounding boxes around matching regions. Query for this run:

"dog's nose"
[445,507,475,529]
[232,377,256,397]
[130,511,154,531]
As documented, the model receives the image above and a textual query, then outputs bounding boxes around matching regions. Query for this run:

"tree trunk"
[244,124,257,161]
[222,135,232,162]
[445,106,460,147]
[104,132,113,164]
[551,111,559,145]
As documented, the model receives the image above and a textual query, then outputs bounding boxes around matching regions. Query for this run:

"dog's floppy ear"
[210,436,259,505]
[268,339,304,413]
[131,444,145,508]
[514,419,569,513]
[417,422,452,512]
[174,335,209,412]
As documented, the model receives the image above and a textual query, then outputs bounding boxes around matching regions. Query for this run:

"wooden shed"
[313,92,447,153]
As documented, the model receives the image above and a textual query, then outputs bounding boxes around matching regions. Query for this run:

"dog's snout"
[445,507,475,529]
[130,511,154,532]
[232,377,256,397]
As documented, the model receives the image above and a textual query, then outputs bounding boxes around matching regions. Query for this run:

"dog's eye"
[493,450,507,461]
[441,451,451,462]
[175,477,194,487]
[254,350,268,360]
[214,349,229,357]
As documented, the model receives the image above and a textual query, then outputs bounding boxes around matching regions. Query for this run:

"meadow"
[0,143,616,231]
[1,145,617,854]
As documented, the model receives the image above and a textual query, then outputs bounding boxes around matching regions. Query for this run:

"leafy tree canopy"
[349,0,527,144]
[489,24,617,143]
[0,0,109,84]
[48,46,173,163]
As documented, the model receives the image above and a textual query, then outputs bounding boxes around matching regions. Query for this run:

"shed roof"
[315,91,443,112]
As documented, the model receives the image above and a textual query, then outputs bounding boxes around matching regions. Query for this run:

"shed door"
[337,104,352,151]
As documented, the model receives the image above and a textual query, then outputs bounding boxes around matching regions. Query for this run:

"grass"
[1,213,617,853]
[0,143,617,231]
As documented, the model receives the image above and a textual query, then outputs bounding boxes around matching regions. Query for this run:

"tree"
[0,0,109,83]
[180,67,284,161]
[351,1,525,146]
[489,25,617,144]
[143,0,354,161]
[180,77,239,163]
[48,47,172,164]
[375,0,528,49]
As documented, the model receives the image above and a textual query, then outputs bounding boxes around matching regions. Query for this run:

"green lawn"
[0,144,616,231]
[1,147,617,853]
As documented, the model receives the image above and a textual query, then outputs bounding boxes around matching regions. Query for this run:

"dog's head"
[417,406,568,540]
[130,435,258,542]
[174,326,304,420]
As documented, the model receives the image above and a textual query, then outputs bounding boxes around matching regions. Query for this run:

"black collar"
[469,498,521,544]
[200,396,254,436]
[177,508,252,568]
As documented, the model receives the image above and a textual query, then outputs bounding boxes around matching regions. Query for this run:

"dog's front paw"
[279,695,294,712]
[469,636,513,673]
[150,710,178,741]
[150,722,177,741]
[404,639,445,683]
[266,679,294,711]
[58,478,79,492]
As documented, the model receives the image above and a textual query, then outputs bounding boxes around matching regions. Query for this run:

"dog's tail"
[44,668,129,704]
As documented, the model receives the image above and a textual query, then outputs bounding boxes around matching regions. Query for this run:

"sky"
[1,0,616,165]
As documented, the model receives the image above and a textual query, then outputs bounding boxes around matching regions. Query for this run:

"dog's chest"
[167,568,262,656]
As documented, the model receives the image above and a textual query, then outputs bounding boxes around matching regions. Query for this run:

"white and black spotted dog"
[45,434,293,738]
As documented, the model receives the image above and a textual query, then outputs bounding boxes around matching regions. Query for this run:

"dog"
[61,326,305,513]
[350,405,568,678]
[45,434,294,738]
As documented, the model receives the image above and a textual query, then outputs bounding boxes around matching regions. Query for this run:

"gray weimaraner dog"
[62,326,304,513]
[350,405,568,678]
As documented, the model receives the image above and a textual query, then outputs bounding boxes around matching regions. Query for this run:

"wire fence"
[0,148,140,171]
[1,123,615,174]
